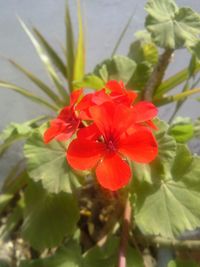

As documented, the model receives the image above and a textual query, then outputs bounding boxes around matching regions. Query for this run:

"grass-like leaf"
[10,60,64,106]
[73,0,85,85]
[65,4,75,92]
[154,87,200,106]
[19,18,69,102]
[111,11,134,57]
[0,81,58,111]
[155,62,200,97]
[33,28,67,78]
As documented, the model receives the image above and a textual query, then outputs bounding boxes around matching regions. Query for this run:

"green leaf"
[131,119,176,185]
[10,60,64,106]
[145,0,200,49]
[33,28,67,78]
[65,4,75,92]
[22,181,79,251]
[73,74,105,90]
[168,259,199,267]
[194,117,200,137]
[156,62,200,97]
[0,194,13,214]
[0,81,58,111]
[19,19,69,102]
[94,56,136,84]
[2,164,28,195]
[154,119,177,163]
[24,125,80,194]
[111,12,134,57]
[154,87,200,106]
[0,116,47,156]
[83,236,143,267]
[19,240,82,267]
[1,198,24,240]
[127,62,152,91]
[169,117,194,143]
[128,39,158,65]
[73,0,85,84]
[135,144,200,238]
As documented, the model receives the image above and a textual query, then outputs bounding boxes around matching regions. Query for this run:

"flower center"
[106,138,117,153]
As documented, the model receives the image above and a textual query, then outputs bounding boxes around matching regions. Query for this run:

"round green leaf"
[24,127,78,193]
[22,181,79,251]
[135,144,200,238]
[94,55,136,84]
[145,0,200,49]
[131,119,177,185]
[19,240,82,267]
[83,236,143,267]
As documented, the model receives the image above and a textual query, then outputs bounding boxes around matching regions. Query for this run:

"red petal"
[90,102,138,138]
[146,120,158,130]
[106,80,137,105]
[119,129,158,163]
[58,106,72,121]
[43,120,66,143]
[89,102,116,136]
[96,153,131,191]
[106,80,124,94]
[131,101,158,122]
[70,89,83,106]
[66,139,105,170]
[77,124,101,140]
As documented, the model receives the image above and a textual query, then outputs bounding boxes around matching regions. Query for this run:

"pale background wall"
[0,0,200,182]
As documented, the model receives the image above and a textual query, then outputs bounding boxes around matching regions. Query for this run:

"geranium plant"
[0,0,200,266]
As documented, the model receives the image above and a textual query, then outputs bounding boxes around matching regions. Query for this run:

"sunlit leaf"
[145,0,200,49]
[156,62,200,97]
[65,4,75,92]
[154,87,200,106]
[169,117,194,143]
[0,116,47,156]
[128,39,158,65]
[19,19,69,102]
[24,125,80,194]
[73,74,105,90]
[22,181,79,251]
[73,0,85,85]
[33,28,67,78]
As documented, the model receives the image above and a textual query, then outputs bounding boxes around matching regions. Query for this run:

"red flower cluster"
[44,80,158,191]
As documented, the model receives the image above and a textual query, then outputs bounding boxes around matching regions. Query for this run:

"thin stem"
[134,234,200,250]
[151,236,200,250]
[143,49,174,101]
[117,196,132,267]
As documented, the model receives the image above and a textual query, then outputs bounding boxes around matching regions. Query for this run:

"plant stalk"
[117,196,132,267]
[143,49,174,101]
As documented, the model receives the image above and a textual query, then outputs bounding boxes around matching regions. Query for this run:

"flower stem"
[143,49,174,101]
[117,196,132,267]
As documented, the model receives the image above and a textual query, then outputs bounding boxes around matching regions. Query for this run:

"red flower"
[106,80,137,106]
[66,102,158,191]
[43,89,82,143]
